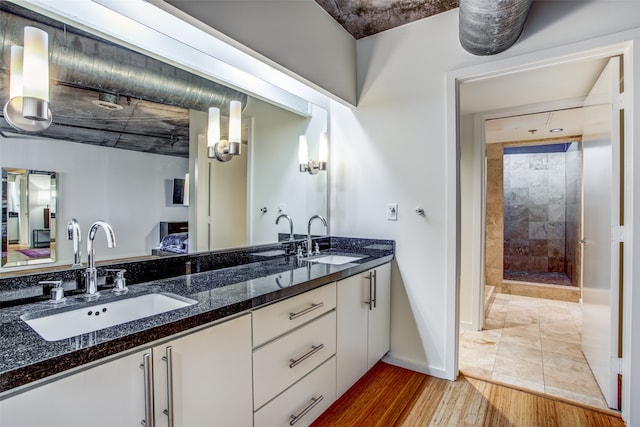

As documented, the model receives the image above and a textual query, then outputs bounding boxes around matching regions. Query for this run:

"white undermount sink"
[306,255,363,265]
[21,292,198,342]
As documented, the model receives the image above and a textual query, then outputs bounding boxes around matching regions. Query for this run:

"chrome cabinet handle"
[289,344,324,368]
[289,395,324,425]
[365,271,373,310]
[140,353,154,427]
[289,302,324,320]
[162,346,175,427]
[372,269,377,309]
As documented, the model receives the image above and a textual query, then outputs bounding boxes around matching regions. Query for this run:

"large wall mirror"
[0,1,328,271]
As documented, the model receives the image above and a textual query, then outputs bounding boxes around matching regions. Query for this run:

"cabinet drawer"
[253,311,336,409]
[254,356,336,427]
[253,282,336,347]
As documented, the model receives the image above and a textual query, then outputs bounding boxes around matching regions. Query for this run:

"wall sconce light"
[298,132,328,174]
[207,100,242,162]
[182,173,189,207]
[3,26,52,133]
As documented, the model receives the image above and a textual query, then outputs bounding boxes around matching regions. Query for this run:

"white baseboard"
[459,320,474,331]
[382,353,449,380]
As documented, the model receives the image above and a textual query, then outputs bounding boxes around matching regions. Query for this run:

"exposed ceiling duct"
[459,0,533,56]
[0,4,248,157]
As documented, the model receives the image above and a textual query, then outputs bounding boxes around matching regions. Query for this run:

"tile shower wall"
[502,145,581,285]
[485,145,505,290]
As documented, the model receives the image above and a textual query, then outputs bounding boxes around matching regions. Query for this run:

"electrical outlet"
[387,203,398,221]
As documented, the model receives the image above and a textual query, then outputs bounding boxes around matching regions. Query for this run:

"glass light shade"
[22,27,49,102]
[228,100,241,143]
[207,107,220,147]
[318,132,328,163]
[183,173,190,207]
[8,46,24,99]
[3,46,52,132]
[298,136,309,165]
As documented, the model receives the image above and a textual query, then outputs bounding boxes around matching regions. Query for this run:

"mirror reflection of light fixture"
[3,26,52,133]
[207,100,242,162]
[183,173,190,207]
[298,132,328,174]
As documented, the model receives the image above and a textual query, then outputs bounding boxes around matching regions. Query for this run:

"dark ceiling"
[314,0,459,39]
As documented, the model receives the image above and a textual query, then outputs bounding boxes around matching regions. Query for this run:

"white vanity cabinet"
[0,314,252,427]
[0,349,149,427]
[252,282,337,426]
[152,313,253,427]
[336,262,391,397]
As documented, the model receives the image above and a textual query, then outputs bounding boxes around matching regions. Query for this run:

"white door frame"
[445,31,636,423]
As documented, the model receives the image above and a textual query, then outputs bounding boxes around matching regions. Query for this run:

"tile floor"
[459,292,609,410]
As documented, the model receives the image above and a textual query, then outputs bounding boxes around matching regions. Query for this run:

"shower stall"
[502,142,582,287]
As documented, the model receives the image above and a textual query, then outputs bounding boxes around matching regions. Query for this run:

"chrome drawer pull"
[289,302,324,320]
[289,395,324,425]
[289,344,324,368]
[140,353,154,427]
[162,346,175,427]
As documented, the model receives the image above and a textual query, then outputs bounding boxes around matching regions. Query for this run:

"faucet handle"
[40,280,66,304]
[105,269,128,295]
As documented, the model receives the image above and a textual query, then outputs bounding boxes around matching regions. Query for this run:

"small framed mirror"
[1,168,57,268]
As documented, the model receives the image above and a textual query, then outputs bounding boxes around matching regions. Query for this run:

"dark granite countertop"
[0,237,394,395]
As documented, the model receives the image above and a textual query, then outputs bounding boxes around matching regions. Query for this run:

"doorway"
[502,142,581,287]
[461,110,607,409]
[484,135,582,303]
[456,51,627,411]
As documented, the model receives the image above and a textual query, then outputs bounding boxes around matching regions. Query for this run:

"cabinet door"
[367,262,391,368]
[153,314,252,427]
[0,349,149,427]
[336,273,368,397]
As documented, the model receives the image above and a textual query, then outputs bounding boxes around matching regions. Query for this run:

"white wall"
[330,3,640,406]
[248,100,328,244]
[1,137,188,271]
[163,0,357,105]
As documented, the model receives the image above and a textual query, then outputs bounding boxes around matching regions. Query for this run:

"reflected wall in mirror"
[1,168,57,267]
[0,2,327,271]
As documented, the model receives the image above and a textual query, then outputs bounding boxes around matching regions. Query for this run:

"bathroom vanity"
[0,237,393,426]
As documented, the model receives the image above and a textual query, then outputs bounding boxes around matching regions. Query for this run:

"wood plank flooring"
[311,362,624,426]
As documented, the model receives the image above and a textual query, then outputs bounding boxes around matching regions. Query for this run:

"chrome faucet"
[276,214,294,241]
[83,221,116,300]
[67,218,83,268]
[307,215,327,256]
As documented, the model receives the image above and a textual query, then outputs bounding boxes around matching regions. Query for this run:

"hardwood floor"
[312,362,625,426]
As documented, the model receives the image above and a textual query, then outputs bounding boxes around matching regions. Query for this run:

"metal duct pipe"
[0,9,248,114]
[459,0,533,56]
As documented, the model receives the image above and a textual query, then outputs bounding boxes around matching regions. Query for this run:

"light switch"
[387,203,398,221]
